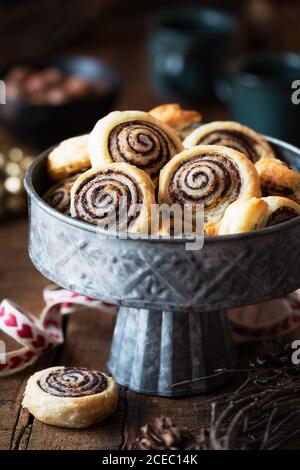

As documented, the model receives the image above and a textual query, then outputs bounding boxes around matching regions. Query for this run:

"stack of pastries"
[44,103,300,236]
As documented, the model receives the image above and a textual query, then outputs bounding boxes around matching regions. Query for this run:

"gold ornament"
[0,145,33,219]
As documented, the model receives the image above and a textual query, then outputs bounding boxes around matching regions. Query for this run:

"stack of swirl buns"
[45,103,300,236]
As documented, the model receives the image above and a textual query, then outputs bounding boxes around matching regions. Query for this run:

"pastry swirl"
[88,111,184,184]
[38,367,107,397]
[255,156,300,204]
[22,366,118,428]
[264,196,300,227]
[43,174,79,214]
[183,121,275,163]
[159,145,261,235]
[219,196,300,235]
[149,103,202,139]
[47,134,91,181]
[70,162,155,233]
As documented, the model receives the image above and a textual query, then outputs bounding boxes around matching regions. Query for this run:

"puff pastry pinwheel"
[183,121,275,163]
[263,196,300,227]
[255,156,300,204]
[219,196,300,235]
[47,134,91,181]
[149,103,202,139]
[158,145,261,236]
[22,367,118,428]
[88,110,184,185]
[70,162,155,234]
[43,174,80,214]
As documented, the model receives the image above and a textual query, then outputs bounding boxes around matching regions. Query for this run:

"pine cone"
[136,417,198,450]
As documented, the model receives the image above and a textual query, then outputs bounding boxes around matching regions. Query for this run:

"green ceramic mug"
[148,7,237,101]
[216,52,300,145]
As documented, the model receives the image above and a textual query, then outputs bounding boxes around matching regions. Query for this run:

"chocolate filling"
[266,206,298,227]
[261,182,294,197]
[38,367,107,397]
[108,120,176,178]
[74,169,143,227]
[167,154,241,209]
[198,130,258,162]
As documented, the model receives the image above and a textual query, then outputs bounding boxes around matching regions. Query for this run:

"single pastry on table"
[218,196,300,235]
[158,145,261,236]
[183,121,276,163]
[88,110,184,186]
[70,162,155,234]
[22,367,118,428]
[47,134,91,181]
[43,173,81,214]
[149,103,202,139]
[255,156,300,204]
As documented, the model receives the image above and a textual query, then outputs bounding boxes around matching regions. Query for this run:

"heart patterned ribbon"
[0,285,116,377]
[0,286,300,377]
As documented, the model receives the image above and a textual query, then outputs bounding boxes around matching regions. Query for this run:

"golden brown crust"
[70,162,155,234]
[255,157,300,204]
[262,196,300,226]
[47,135,91,181]
[88,110,184,186]
[218,196,300,235]
[22,367,118,429]
[218,198,268,235]
[158,145,261,236]
[149,103,202,130]
[183,121,276,162]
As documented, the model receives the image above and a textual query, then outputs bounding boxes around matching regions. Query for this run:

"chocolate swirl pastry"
[255,157,300,204]
[70,162,155,234]
[159,145,261,235]
[43,174,79,214]
[219,196,300,235]
[38,367,107,397]
[88,110,184,185]
[183,121,275,163]
[264,196,300,227]
[47,134,91,181]
[22,366,118,428]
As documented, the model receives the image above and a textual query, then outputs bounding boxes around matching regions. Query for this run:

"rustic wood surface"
[0,20,300,450]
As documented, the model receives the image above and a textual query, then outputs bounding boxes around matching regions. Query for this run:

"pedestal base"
[108,307,236,396]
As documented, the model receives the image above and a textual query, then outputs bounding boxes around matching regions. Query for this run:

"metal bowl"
[24,136,300,396]
[24,136,300,312]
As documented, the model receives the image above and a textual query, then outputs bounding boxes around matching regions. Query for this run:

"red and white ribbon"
[0,285,116,377]
[228,292,300,343]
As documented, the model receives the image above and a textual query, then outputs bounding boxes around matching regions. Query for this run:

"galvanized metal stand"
[108,307,236,396]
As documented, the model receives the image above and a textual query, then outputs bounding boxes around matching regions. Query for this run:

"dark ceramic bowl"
[0,56,119,150]
[24,136,300,396]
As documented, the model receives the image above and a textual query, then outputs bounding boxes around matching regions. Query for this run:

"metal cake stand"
[24,137,300,396]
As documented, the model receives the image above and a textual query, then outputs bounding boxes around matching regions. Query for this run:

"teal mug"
[216,52,300,145]
[148,7,237,102]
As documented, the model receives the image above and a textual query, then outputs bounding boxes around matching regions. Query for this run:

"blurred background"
[1,0,300,219]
